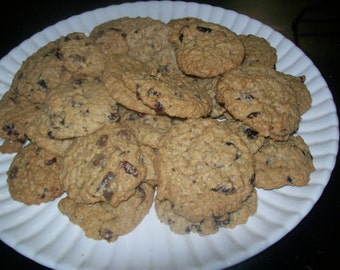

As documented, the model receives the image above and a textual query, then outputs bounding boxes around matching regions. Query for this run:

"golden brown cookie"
[7,143,63,205]
[156,118,254,222]
[216,64,312,141]
[58,182,154,242]
[102,55,212,118]
[46,75,118,139]
[239,34,277,68]
[61,122,147,207]
[254,135,315,189]
[168,17,244,78]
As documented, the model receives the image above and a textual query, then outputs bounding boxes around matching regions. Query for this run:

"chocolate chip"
[196,26,212,33]
[47,131,55,139]
[97,171,115,201]
[213,214,230,227]
[211,184,236,194]
[45,157,57,165]
[154,101,164,113]
[247,112,260,118]
[136,186,147,204]
[2,123,17,136]
[136,91,142,100]
[116,129,131,140]
[37,79,48,91]
[96,134,109,148]
[100,228,114,242]
[287,176,293,183]
[244,128,259,140]
[8,166,19,179]
[147,88,160,96]
[55,48,63,59]
[92,153,106,168]
[120,161,138,177]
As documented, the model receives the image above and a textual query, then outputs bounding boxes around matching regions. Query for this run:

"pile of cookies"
[0,17,315,242]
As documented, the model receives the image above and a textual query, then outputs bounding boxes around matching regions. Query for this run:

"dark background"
[0,1,339,269]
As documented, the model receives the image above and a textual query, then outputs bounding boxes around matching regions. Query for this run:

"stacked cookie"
[0,16,315,241]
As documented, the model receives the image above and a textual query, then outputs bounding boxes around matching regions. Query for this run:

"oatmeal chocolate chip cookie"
[155,189,257,235]
[102,55,212,118]
[58,182,154,242]
[168,17,244,78]
[7,32,106,105]
[58,32,106,78]
[126,19,180,74]
[155,198,229,235]
[46,76,119,139]
[216,64,312,141]
[156,118,254,222]
[90,16,166,58]
[254,135,315,189]
[7,143,63,205]
[0,91,34,152]
[89,22,129,57]
[238,34,277,68]
[119,105,176,148]
[24,110,74,156]
[90,16,158,40]
[61,122,147,207]
[7,36,73,104]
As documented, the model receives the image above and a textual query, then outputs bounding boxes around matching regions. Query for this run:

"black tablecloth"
[0,1,339,269]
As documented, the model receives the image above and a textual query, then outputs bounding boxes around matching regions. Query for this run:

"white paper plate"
[0,1,338,269]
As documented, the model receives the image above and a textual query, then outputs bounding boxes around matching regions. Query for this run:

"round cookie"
[61,122,147,207]
[102,55,212,118]
[155,118,254,222]
[57,32,106,78]
[6,143,63,205]
[238,34,277,68]
[216,64,311,141]
[58,183,155,242]
[125,19,180,74]
[155,189,257,235]
[167,17,244,78]
[254,135,315,189]
[7,32,106,105]
[155,198,227,235]
[46,76,119,139]
[89,20,129,56]
[7,36,73,104]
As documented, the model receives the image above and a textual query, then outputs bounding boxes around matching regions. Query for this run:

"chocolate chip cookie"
[7,143,63,205]
[58,182,154,242]
[46,75,118,139]
[254,135,315,189]
[216,64,312,140]
[156,118,254,222]
[168,17,244,78]
[61,122,147,207]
